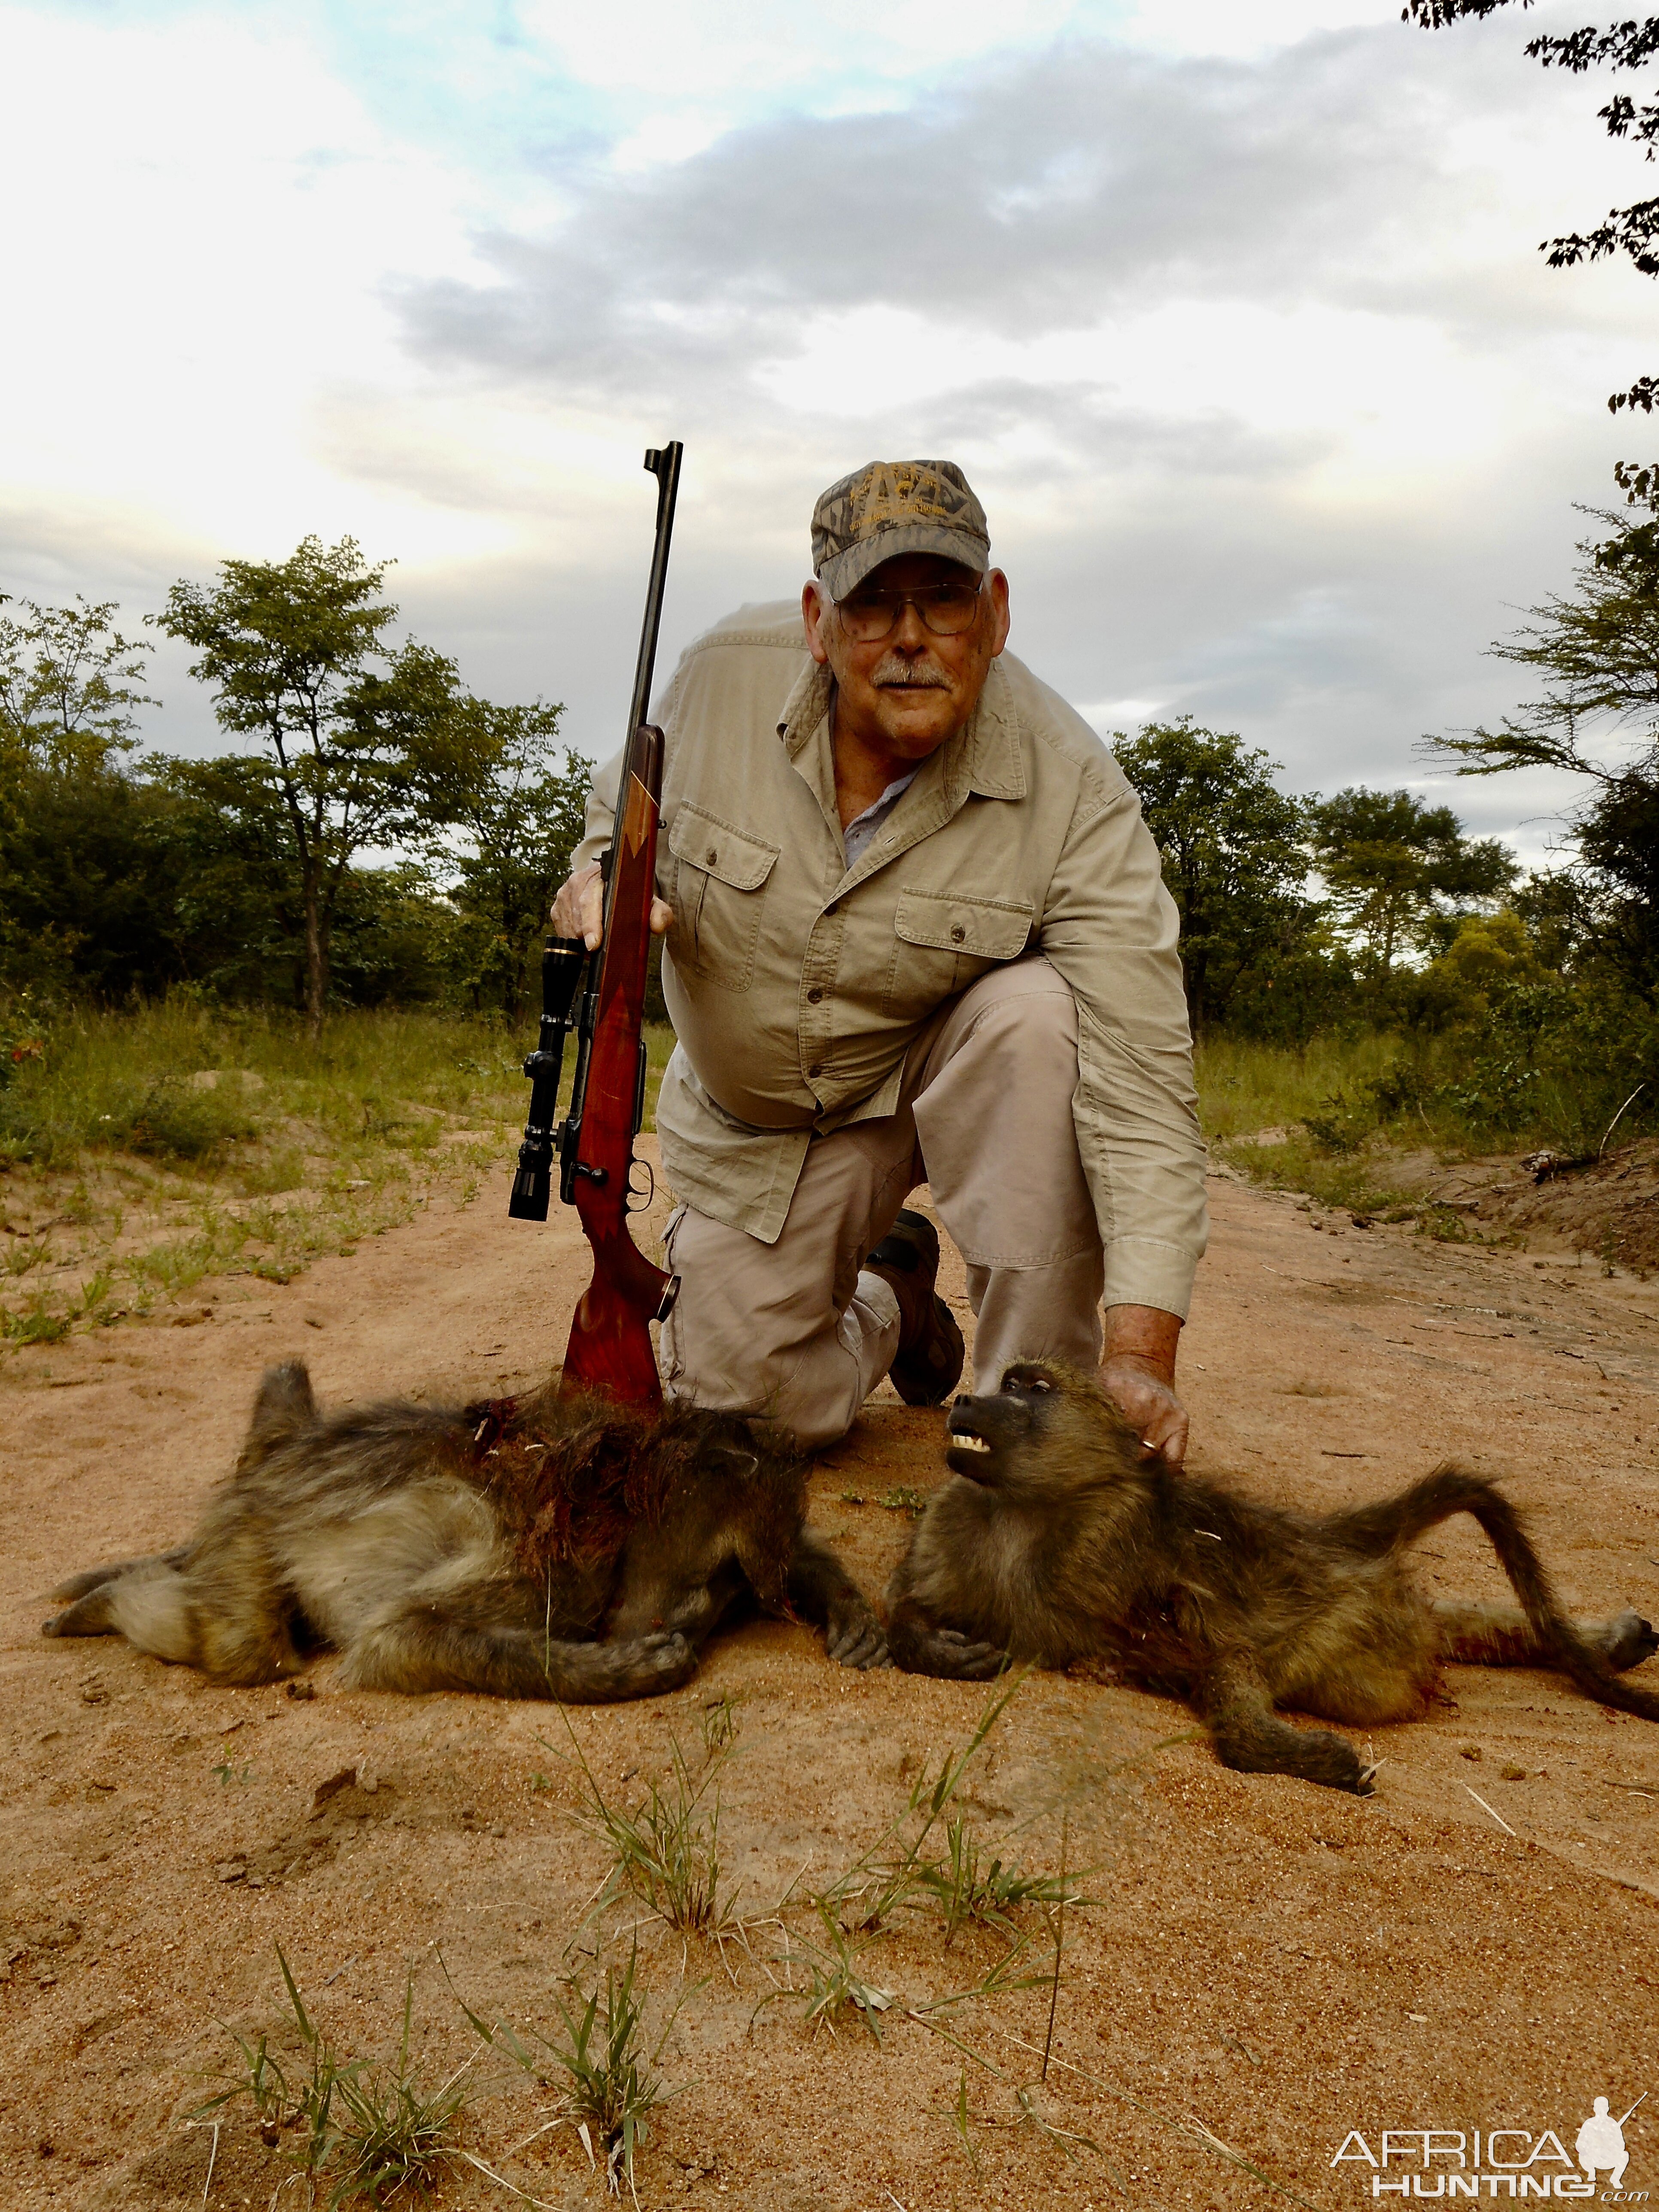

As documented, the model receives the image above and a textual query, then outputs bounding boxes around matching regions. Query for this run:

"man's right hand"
[551,862,674,952]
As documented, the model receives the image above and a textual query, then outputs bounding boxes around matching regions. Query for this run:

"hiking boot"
[865,1208,964,1406]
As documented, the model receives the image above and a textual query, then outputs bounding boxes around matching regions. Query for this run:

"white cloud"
[0,6,496,574]
[0,0,1650,849]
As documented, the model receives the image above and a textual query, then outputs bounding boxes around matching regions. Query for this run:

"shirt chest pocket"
[884,890,1035,1018]
[666,805,780,993]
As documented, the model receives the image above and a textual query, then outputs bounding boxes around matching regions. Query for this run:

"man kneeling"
[553,459,1207,1462]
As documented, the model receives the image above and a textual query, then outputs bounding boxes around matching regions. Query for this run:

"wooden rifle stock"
[508,439,683,1409]
[560,722,676,1403]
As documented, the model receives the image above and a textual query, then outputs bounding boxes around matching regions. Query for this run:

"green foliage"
[1202,977,1659,1209]
[1425,503,1659,994]
[1310,787,1516,976]
[0,594,155,766]
[438,701,591,1019]
[197,1948,469,2209]
[1114,719,1319,1036]
[154,538,486,1030]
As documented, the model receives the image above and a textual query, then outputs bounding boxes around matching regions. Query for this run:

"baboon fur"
[43,1360,886,1700]
[886,1361,1659,1794]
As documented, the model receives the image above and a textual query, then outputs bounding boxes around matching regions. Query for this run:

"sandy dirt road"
[2,1155,1657,2210]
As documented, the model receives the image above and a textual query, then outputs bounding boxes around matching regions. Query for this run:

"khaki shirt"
[577,600,1207,1318]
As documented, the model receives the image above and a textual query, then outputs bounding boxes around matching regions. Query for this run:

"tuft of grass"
[197,1947,469,2209]
[451,1942,677,2198]
[2,1295,70,1344]
[914,1814,1079,1948]
[558,1717,743,1946]
[875,1485,929,1517]
[754,1899,899,2043]
[816,1674,1026,1937]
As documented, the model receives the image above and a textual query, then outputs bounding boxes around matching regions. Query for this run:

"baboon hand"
[825,1604,890,1671]
[893,1624,1008,1681]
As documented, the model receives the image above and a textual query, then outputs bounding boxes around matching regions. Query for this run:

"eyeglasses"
[834,577,985,643]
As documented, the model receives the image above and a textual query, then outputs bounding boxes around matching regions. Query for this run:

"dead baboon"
[886,1361,1659,1793]
[43,1360,885,1699]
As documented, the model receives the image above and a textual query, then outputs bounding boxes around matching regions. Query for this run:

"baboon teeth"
[951,1434,992,1454]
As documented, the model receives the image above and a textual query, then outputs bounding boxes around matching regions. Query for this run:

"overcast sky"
[3,0,1655,863]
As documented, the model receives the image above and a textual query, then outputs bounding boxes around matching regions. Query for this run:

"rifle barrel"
[625,442,683,761]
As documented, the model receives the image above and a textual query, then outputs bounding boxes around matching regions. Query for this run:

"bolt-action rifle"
[507,441,683,1406]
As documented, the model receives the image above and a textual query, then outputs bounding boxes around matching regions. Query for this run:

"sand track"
[2,1155,1656,2209]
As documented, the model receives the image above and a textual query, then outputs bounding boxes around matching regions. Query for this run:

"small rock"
[1500,1763,1527,1782]
[170,1307,212,1328]
[214,1862,246,1884]
[285,1679,316,1702]
[313,1766,358,1809]
[1349,1212,1375,1229]
[1460,1745,1482,1762]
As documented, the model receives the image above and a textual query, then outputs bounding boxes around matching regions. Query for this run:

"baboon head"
[945,1361,1145,1501]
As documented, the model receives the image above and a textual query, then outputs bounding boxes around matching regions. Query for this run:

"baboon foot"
[824,1596,889,1671]
[889,1619,1007,1681]
[1211,1718,1374,1796]
[1600,1610,1658,1674]
[42,1588,118,1638]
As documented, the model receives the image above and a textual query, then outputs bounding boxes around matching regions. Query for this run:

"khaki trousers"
[658,957,1105,1448]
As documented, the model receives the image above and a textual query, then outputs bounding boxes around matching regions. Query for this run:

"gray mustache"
[869,654,951,688]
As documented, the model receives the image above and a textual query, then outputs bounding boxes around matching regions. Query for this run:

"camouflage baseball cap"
[811,458,990,601]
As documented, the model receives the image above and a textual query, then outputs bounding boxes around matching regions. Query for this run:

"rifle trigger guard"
[626,1156,656,1212]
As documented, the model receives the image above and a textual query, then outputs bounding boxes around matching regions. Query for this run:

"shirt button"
[808,1062,823,1078]
[807,987,823,1004]
[950,924,966,944]
[705,847,718,865]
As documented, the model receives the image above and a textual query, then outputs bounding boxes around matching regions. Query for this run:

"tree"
[1426,502,1659,989]
[1113,719,1318,1035]
[434,698,591,1018]
[0,595,156,767]
[1406,0,1659,497]
[155,538,481,1035]
[1310,787,1516,976]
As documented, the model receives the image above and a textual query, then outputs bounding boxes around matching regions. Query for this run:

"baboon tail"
[1334,1466,1659,1723]
[238,1359,318,1469]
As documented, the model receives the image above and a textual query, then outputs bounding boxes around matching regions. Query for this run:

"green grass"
[562,1719,743,1944]
[0,1001,678,1344]
[198,1948,470,2209]
[1195,1027,1656,1223]
[1194,1032,1410,1148]
[0,999,678,1171]
[450,1942,678,2197]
